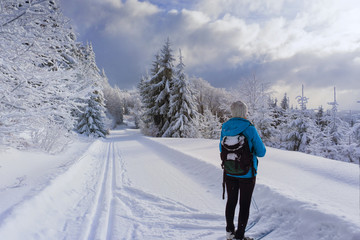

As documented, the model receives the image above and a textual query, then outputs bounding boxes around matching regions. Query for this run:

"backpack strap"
[222,171,226,200]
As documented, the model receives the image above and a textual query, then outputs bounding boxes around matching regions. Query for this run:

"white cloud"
[181,9,210,30]
[103,0,160,36]
[101,0,123,8]
[194,0,287,20]
[60,0,360,110]
[168,9,178,15]
[190,0,360,63]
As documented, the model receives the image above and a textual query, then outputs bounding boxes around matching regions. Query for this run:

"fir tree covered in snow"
[281,110,316,152]
[74,43,107,137]
[139,38,176,136]
[280,93,290,110]
[76,90,107,138]
[163,49,200,138]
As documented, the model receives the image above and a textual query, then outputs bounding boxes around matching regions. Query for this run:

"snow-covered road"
[0,128,359,240]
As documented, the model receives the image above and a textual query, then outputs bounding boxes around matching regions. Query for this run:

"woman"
[220,101,266,240]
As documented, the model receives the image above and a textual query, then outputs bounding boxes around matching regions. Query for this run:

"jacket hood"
[222,118,251,136]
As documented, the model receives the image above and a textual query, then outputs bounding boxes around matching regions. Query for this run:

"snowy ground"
[0,127,359,240]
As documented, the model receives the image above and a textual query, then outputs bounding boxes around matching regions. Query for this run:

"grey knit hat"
[230,101,248,118]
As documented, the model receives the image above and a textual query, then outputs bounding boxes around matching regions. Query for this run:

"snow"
[0,128,359,240]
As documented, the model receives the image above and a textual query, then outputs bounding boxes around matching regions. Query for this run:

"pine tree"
[73,43,107,137]
[163,49,200,138]
[327,87,342,145]
[281,110,316,152]
[315,106,328,131]
[280,93,289,110]
[139,38,176,136]
[76,90,107,138]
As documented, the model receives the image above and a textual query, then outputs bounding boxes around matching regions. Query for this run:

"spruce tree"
[163,49,199,138]
[280,93,289,110]
[76,90,107,138]
[139,38,176,136]
[281,110,315,152]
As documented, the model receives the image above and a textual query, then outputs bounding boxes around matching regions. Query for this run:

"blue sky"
[60,0,360,111]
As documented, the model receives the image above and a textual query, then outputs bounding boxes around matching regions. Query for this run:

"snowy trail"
[0,129,225,239]
[0,128,359,240]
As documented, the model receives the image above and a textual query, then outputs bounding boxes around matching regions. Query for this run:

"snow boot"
[234,224,245,240]
[226,230,235,240]
[226,226,235,240]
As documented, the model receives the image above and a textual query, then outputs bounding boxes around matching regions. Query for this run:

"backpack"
[220,133,253,176]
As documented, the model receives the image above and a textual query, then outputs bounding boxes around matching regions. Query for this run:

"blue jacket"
[220,118,266,178]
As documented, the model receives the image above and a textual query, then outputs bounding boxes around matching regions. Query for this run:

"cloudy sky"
[59,0,360,111]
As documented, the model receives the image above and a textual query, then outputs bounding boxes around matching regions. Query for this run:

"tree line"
[137,39,360,163]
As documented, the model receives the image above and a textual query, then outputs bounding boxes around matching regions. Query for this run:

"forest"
[1,0,359,163]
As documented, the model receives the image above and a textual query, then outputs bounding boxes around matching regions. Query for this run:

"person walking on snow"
[220,101,266,240]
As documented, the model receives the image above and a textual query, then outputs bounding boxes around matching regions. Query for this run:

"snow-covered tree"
[315,106,329,131]
[280,110,317,153]
[73,43,107,137]
[163,49,200,138]
[0,0,104,151]
[234,73,271,118]
[103,79,124,127]
[199,109,221,139]
[190,77,232,123]
[280,93,290,110]
[326,87,342,145]
[76,90,107,138]
[139,38,176,136]
[352,122,360,144]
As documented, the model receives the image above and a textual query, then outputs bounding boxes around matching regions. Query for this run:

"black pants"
[225,175,256,238]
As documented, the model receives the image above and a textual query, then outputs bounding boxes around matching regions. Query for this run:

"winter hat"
[230,101,248,118]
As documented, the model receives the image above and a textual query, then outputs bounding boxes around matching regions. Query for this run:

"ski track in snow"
[0,128,359,240]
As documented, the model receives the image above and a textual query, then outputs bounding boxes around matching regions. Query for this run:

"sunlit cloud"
[60,0,360,110]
